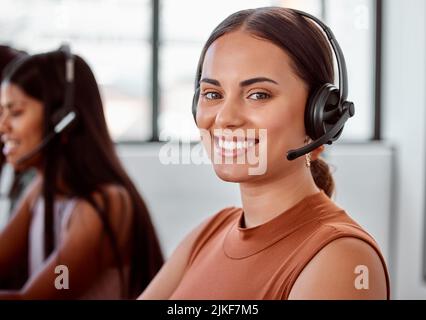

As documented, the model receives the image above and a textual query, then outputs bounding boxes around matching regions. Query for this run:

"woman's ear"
[311,145,325,161]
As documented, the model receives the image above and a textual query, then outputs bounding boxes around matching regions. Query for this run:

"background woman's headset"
[191,9,355,161]
[16,43,77,165]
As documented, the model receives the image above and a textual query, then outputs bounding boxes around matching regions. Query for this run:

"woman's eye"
[10,110,23,117]
[248,92,271,100]
[202,92,222,100]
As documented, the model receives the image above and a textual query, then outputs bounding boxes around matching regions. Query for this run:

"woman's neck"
[239,167,320,228]
[36,170,73,197]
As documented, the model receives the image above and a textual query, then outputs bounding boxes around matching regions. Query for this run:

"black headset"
[17,43,77,165]
[191,9,355,161]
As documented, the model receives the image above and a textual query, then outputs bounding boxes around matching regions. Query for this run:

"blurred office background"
[0,0,424,299]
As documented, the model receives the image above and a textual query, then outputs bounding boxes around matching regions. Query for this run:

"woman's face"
[0,82,44,170]
[197,30,309,183]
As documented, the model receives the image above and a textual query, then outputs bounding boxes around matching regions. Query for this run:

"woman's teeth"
[215,136,259,155]
[2,140,19,155]
[217,138,256,150]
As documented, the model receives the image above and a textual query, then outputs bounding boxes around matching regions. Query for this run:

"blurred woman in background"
[0,45,33,291]
[0,45,35,216]
[0,46,163,299]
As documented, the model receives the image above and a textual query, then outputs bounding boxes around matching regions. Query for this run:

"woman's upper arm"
[288,237,388,300]
[138,218,210,300]
[0,176,40,277]
[18,198,118,299]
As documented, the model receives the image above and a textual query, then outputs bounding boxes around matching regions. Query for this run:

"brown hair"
[195,7,336,197]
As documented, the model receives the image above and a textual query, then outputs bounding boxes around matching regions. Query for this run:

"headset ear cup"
[192,87,200,124]
[305,87,320,139]
[305,83,340,140]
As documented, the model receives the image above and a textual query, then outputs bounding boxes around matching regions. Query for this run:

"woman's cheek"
[201,132,213,159]
[265,116,300,160]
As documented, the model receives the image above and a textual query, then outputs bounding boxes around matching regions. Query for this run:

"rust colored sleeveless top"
[170,190,390,299]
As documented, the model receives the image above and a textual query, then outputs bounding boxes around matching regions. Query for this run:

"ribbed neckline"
[223,190,332,259]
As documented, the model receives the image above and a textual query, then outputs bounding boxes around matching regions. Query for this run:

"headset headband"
[58,43,75,112]
[291,9,348,103]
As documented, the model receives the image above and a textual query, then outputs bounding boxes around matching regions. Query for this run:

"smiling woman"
[140,7,390,300]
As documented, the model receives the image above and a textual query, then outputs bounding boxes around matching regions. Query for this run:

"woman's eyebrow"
[239,77,279,87]
[0,101,26,110]
[199,78,221,86]
[199,77,279,87]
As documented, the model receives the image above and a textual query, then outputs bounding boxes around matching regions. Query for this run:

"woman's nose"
[0,112,11,135]
[215,96,246,129]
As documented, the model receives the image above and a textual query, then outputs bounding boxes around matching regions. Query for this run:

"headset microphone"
[287,101,354,160]
[16,43,77,166]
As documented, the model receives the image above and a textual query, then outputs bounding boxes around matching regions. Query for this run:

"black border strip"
[423,0,426,281]
[373,0,382,140]
[150,0,160,142]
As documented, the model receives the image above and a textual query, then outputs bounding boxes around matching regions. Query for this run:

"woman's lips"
[213,135,259,158]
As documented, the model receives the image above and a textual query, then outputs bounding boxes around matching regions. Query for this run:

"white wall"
[0,142,394,262]
[117,142,394,270]
[116,143,241,257]
[326,142,394,272]
[382,0,426,299]
[0,142,397,297]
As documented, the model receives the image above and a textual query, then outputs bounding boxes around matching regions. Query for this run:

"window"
[0,0,152,141]
[325,0,377,140]
[159,0,378,142]
[159,0,323,142]
[0,0,379,142]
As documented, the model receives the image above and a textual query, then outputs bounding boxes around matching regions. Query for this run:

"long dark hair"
[1,49,164,298]
[195,7,335,197]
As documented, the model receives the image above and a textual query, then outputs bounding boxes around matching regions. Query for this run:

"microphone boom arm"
[286,106,352,161]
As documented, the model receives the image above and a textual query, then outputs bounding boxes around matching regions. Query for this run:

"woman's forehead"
[0,83,32,108]
[202,30,299,83]
[1,82,22,99]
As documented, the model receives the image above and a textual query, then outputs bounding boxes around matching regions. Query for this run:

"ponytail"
[310,157,335,198]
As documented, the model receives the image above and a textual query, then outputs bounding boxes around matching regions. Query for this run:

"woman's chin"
[7,153,39,172]
[4,155,17,167]
[8,158,25,171]
[212,164,254,183]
